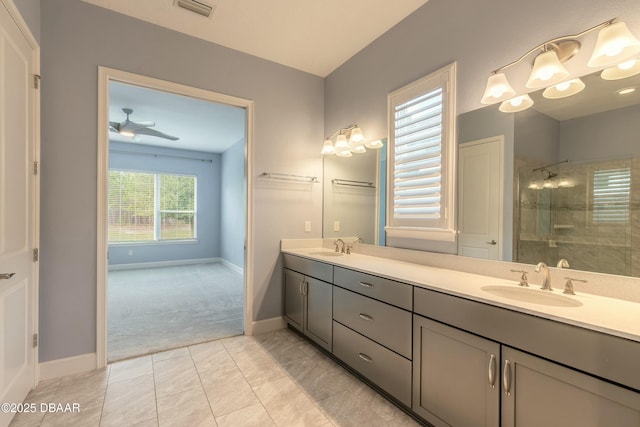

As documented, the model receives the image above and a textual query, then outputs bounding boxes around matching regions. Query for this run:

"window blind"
[159,174,196,240]
[592,168,631,223]
[393,87,443,220]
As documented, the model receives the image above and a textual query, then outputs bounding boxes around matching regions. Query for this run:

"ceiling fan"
[109,108,179,141]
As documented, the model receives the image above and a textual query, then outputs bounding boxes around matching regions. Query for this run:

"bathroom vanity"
[282,245,640,427]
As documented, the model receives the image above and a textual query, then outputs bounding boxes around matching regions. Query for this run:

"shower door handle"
[486,240,497,245]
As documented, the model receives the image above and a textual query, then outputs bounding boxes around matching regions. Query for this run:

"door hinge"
[33,74,41,89]
[33,248,39,262]
[32,333,38,348]
[34,161,39,175]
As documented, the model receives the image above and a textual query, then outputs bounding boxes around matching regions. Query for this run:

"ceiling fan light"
[320,139,335,155]
[119,130,135,137]
[365,139,384,149]
[588,22,640,68]
[526,50,570,89]
[498,94,534,113]
[480,72,516,104]
[542,78,585,99]
[601,58,640,80]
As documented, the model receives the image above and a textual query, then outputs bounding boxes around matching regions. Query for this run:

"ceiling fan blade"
[119,121,156,132]
[109,121,120,132]
[135,127,180,141]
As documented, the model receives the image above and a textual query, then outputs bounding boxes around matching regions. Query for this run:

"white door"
[0,2,37,425]
[458,137,503,260]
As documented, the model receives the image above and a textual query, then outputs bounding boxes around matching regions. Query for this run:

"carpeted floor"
[107,262,244,362]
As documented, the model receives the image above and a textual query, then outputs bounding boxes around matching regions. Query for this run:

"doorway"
[96,68,254,365]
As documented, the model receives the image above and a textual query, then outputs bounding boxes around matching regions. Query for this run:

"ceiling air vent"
[174,0,214,18]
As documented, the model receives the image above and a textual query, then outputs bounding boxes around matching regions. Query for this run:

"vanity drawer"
[333,287,412,359]
[283,254,333,283]
[333,266,412,310]
[333,321,412,407]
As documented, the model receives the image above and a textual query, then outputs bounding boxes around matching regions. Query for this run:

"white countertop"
[282,247,640,343]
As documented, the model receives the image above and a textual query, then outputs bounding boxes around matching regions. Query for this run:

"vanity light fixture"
[321,125,381,156]
[601,58,640,80]
[482,18,640,113]
[542,78,586,99]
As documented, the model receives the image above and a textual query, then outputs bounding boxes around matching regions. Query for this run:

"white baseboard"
[219,258,244,274]
[39,353,97,381]
[250,316,286,335]
[108,257,219,271]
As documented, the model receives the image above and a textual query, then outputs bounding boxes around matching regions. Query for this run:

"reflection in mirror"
[322,141,385,244]
[460,67,640,277]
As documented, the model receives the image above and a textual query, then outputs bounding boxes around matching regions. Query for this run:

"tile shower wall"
[517,157,638,277]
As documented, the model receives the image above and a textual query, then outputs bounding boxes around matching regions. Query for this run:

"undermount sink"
[309,251,344,257]
[481,285,583,308]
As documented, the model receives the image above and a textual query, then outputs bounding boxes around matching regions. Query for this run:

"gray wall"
[221,138,246,269]
[514,109,560,164]
[559,104,640,161]
[39,0,323,362]
[107,141,220,266]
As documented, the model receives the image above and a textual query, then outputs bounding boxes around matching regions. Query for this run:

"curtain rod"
[110,149,214,163]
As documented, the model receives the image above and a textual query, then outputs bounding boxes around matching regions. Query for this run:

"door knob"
[486,240,497,245]
[0,273,16,280]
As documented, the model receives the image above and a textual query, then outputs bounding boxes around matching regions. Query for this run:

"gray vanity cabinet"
[413,315,500,427]
[501,347,640,427]
[283,255,333,352]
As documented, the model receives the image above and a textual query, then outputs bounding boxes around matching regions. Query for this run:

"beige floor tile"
[152,346,190,362]
[101,374,156,427]
[131,418,158,427]
[54,368,109,406]
[109,356,153,384]
[229,349,286,387]
[200,362,260,416]
[221,335,262,354]
[253,376,331,427]
[8,410,46,427]
[40,398,103,427]
[189,340,231,373]
[156,388,215,427]
[253,330,311,364]
[215,403,275,427]
[153,355,202,398]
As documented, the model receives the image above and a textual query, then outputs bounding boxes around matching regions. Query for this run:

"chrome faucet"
[556,258,570,268]
[334,239,345,253]
[535,262,552,291]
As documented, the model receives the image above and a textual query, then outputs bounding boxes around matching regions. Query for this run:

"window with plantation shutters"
[108,170,196,242]
[592,168,631,223]
[386,63,457,243]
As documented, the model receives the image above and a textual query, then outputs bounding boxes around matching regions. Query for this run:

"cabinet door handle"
[359,282,374,289]
[488,354,497,388]
[358,352,373,363]
[299,278,305,295]
[503,359,512,396]
[358,313,374,322]
[303,281,308,296]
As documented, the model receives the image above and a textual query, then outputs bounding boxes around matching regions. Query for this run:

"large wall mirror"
[322,67,640,278]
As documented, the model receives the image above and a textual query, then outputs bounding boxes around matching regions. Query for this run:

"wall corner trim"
[250,317,286,335]
[39,353,97,381]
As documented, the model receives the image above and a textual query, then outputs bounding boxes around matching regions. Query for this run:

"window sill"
[108,239,198,247]
[385,226,456,242]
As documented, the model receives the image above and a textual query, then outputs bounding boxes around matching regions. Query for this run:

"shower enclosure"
[516,156,639,277]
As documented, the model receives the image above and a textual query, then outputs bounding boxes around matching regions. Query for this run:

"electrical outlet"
[333,221,340,232]
[304,221,311,232]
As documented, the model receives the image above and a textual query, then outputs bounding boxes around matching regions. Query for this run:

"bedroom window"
[108,170,197,242]
[386,63,457,243]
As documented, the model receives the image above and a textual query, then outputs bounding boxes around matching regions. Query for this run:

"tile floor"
[9,328,421,427]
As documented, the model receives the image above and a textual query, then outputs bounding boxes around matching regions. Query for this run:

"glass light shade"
[588,22,640,68]
[542,78,585,99]
[351,145,366,154]
[335,134,349,150]
[365,139,384,149]
[335,150,352,158]
[348,127,364,145]
[499,94,534,113]
[526,50,570,89]
[480,72,516,104]
[320,139,335,155]
[119,130,135,137]
[601,58,640,80]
